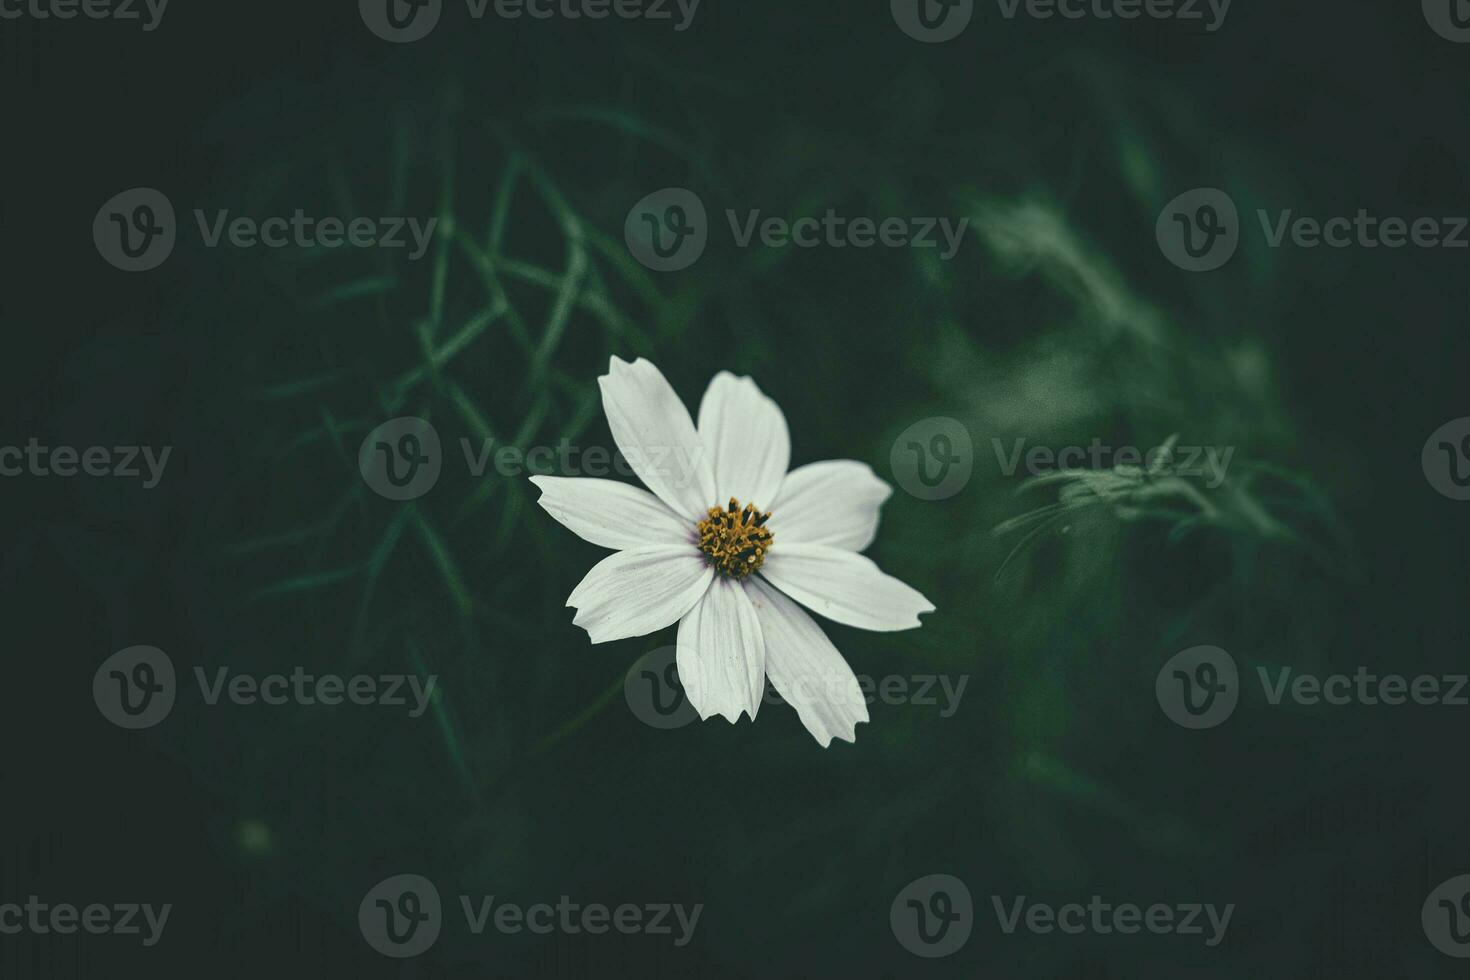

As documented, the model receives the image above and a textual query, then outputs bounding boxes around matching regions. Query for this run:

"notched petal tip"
[568,606,600,639]
[568,603,628,645]
[904,590,938,628]
[603,354,656,379]
[702,705,752,725]
[907,594,938,626]
[816,715,867,749]
[686,696,756,726]
[597,357,631,389]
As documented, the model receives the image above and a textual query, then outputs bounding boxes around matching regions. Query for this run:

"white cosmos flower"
[530,357,934,747]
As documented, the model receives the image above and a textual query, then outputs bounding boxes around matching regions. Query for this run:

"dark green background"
[4,1,1470,976]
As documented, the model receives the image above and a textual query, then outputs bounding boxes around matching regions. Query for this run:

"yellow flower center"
[697,498,774,579]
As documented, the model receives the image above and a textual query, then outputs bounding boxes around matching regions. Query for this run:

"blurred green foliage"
[126,21,1457,977]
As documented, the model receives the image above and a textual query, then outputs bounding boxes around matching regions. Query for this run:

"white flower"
[530,357,934,747]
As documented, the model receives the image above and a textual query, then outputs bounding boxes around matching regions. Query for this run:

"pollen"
[697,498,774,579]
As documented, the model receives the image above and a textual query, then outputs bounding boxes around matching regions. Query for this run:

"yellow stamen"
[696,497,774,579]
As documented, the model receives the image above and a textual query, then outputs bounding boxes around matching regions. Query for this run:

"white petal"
[696,371,790,509]
[676,577,766,723]
[599,358,716,520]
[760,544,934,632]
[567,547,712,644]
[529,476,691,551]
[769,460,892,552]
[746,576,867,747]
